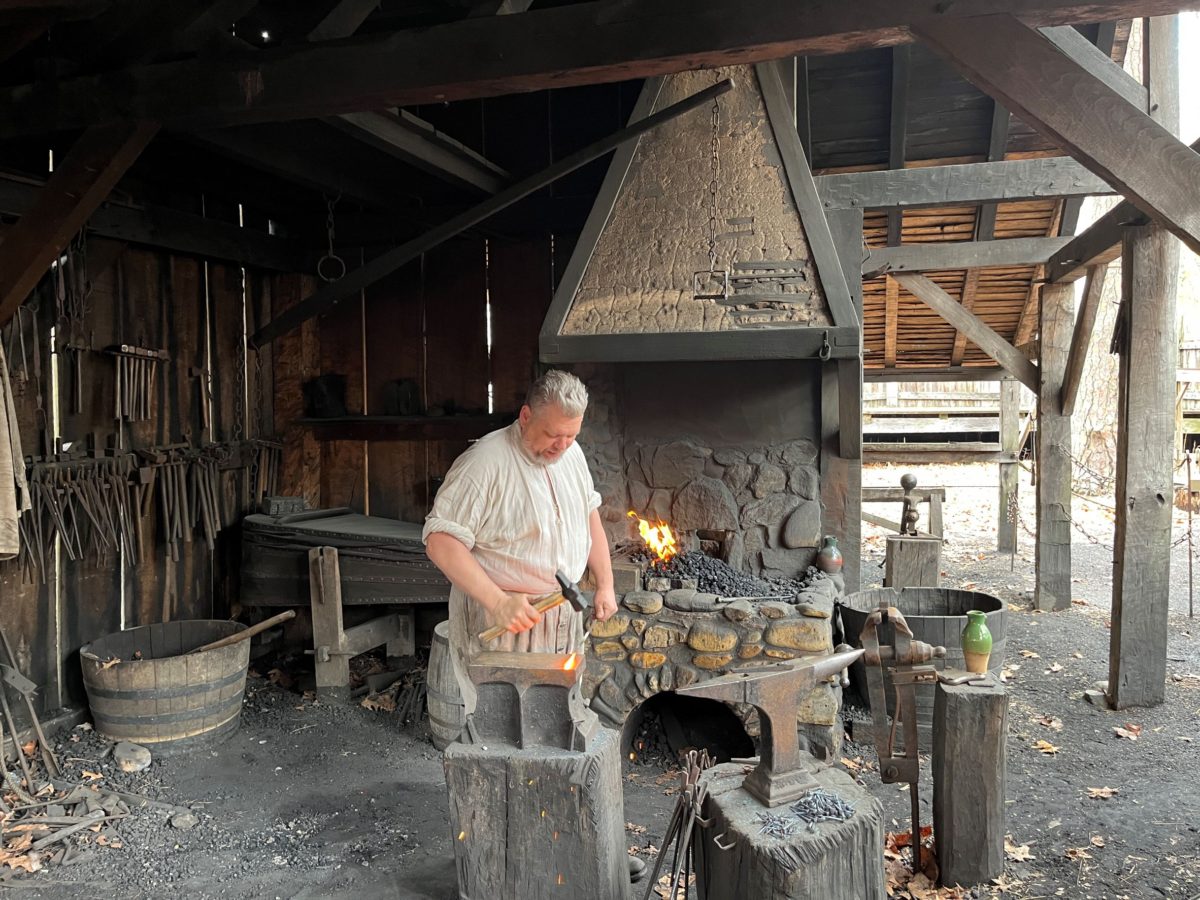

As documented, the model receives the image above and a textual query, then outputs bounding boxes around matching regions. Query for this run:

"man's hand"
[593,584,618,622]
[490,592,542,634]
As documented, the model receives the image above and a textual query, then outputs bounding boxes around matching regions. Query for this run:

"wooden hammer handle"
[477,592,564,644]
[187,610,296,655]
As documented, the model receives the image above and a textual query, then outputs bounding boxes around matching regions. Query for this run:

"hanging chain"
[253,347,266,440]
[317,192,346,282]
[706,95,721,272]
[232,332,245,444]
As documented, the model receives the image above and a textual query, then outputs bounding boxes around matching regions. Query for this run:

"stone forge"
[582,574,846,757]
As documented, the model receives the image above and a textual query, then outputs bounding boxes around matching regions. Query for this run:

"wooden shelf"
[298,415,511,442]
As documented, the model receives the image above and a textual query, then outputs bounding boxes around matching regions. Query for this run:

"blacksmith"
[422,369,617,712]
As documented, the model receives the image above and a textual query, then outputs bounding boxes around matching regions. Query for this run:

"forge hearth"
[582,573,846,758]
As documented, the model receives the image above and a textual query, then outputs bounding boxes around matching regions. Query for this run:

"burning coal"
[627,510,678,564]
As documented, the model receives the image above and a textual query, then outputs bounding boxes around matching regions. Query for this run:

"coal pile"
[626,708,677,768]
[644,550,822,599]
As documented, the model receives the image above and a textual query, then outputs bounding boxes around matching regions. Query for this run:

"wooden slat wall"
[273,273,321,509]
[0,241,260,719]
[318,273,366,511]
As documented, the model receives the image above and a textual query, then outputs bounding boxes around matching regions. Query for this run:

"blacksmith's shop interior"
[0,3,1199,899]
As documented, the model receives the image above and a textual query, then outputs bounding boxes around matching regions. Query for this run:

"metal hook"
[712,832,736,851]
[819,330,832,361]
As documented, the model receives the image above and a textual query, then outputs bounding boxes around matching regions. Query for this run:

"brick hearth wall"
[583,574,846,758]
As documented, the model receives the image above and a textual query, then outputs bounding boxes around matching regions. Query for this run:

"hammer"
[478,570,588,644]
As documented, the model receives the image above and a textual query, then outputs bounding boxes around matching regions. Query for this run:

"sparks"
[562,653,580,671]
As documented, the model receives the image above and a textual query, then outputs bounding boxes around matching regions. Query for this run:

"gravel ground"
[3,462,1197,899]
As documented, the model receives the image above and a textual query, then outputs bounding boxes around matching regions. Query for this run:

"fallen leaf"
[1037,715,1064,731]
[1047,662,1064,673]
[20,740,35,758]
[1065,847,1093,860]
[625,822,647,835]
[360,693,396,712]
[841,756,863,775]
[1090,835,1106,847]
[1020,650,1041,659]
[1086,787,1119,799]
[1005,836,1035,862]
[1032,739,1060,755]
[1072,652,1084,659]
[81,770,103,782]
[1113,724,1142,741]
[267,668,294,689]
[1072,598,1089,606]
[991,873,1022,892]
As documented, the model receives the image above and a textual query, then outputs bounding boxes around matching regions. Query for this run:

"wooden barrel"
[838,588,1007,748]
[80,620,251,756]
[427,620,465,750]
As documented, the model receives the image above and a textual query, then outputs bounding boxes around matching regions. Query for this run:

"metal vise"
[675,648,864,807]
[466,650,599,751]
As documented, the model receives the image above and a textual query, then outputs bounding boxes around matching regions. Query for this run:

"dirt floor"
[2,463,1198,899]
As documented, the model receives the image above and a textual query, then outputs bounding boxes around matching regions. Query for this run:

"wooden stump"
[884,535,940,588]
[695,763,885,900]
[444,727,626,900]
[932,678,1007,887]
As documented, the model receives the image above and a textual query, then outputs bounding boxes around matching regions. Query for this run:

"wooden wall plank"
[365,262,427,521]
[490,236,553,415]
[318,271,367,511]
[274,273,322,509]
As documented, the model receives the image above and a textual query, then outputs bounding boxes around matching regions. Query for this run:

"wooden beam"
[884,275,899,367]
[950,268,982,366]
[975,100,1012,242]
[864,366,1007,382]
[1038,24,1147,111]
[864,444,1018,464]
[543,326,861,364]
[1034,282,1073,611]
[539,77,662,344]
[331,110,509,194]
[864,236,1071,275]
[816,156,1113,211]
[1013,277,1042,346]
[892,273,1039,392]
[1045,132,1200,282]
[307,0,380,41]
[796,57,812,162]
[252,78,732,347]
[307,2,511,196]
[998,379,1021,553]
[0,176,306,271]
[1059,264,1109,415]
[0,121,159,328]
[887,45,910,247]
[2,0,1197,135]
[913,14,1200,258]
[757,62,859,331]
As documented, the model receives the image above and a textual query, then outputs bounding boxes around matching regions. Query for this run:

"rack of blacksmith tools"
[105,344,168,422]
[14,441,264,581]
[249,439,282,505]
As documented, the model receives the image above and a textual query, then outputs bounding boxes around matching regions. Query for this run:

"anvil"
[676,648,864,807]
[466,650,599,751]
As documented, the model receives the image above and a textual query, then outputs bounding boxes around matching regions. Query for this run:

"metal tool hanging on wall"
[107,345,168,422]
[859,600,945,875]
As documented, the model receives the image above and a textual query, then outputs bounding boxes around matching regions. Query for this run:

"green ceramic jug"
[961,609,993,674]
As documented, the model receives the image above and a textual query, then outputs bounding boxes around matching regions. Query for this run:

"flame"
[627,510,678,564]
[562,653,580,671]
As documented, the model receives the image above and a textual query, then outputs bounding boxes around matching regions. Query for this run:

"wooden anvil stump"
[444,727,626,900]
[695,763,885,900]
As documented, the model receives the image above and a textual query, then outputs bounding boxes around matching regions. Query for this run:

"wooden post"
[933,679,1008,887]
[884,535,940,588]
[1035,283,1073,611]
[823,208,864,592]
[998,380,1020,553]
[1108,14,1180,710]
[308,546,349,697]
[1109,223,1179,708]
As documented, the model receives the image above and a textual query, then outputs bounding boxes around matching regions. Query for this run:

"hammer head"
[554,570,588,613]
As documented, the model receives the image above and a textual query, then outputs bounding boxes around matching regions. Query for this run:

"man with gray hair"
[423,368,617,668]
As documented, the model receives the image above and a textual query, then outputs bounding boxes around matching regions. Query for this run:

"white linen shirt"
[421,420,601,594]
